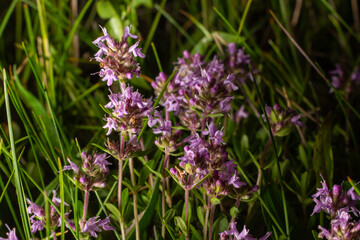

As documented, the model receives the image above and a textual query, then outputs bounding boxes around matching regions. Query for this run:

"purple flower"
[352,67,360,84]
[27,190,73,234]
[226,44,252,85]
[318,210,360,239]
[81,216,115,238]
[64,152,111,191]
[263,104,304,137]
[103,86,153,137]
[234,105,249,124]
[312,176,360,217]
[219,222,271,240]
[93,25,145,85]
[0,225,18,240]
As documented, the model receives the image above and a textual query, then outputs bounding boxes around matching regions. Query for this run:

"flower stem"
[161,151,170,238]
[208,204,216,240]
[185,188,190,240]
[118,135,126,240]
[82,190,89,224]
[203,197,210,240]
[129,157,140,240]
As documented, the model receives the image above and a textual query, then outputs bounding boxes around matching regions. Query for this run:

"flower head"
[64,152,111,191]
[26,190,74,234]
[219,222,271,240]
[81,216,115,238]
[263,104,304,137]
[103,86,153,137]
[93,25,145,85]
[0,225,18,240]
[312,176,360,218]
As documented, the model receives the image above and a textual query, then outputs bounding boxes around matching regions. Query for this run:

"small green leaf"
[190,224,202,240]
[196,206,205,227]
[174,216,187,235]
[230,206,239,218]
[96,0,115,19]
[105,203,121,220]
[210,197,221,205]
[121,188,129,214]
[165,209,176,223]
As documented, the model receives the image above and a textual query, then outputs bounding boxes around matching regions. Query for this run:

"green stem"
[129,157,140,240]
[251,67,290,239]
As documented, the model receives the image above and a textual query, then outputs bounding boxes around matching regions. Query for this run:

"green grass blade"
[2,68,32,239]
[0,0,18,39]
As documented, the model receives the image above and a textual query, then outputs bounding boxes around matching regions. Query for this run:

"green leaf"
[174,216,187,236]
[105,203,121,220]
[313,117,333,185]
[210,197,221,205]
[121,188,129,214]
[96,0,116,19]
[230,206,239,218]
[190,224,202,240]
[165,209,176,223]
[298,145,308,169]
[138,159,153,186]
[196,206,205,227]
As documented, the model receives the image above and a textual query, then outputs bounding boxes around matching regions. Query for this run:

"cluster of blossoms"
[329,65,360,94]
[26,190,74,235]
[219,222,271,240]
[103,86,153,137]
[225,44,252,84]
[0,225,18,240]
[64,152,111,191]
[93,25,145,85]
[170,122,256,199]
[151,45,249,131]
[148,110,183,153]
[64,152,115,237]
[263,104,303,137]
[312,176,360,239]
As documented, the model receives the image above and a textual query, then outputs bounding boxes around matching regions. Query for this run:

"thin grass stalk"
[251,66,290,239]
[2,68,32,239]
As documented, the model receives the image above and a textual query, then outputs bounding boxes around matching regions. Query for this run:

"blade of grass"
[2,68,32,239]
[151,42,163,73]
[143,0,167,55]
[250,66,290,239]
[0,0,18,39]
[154,4,195,46]
[269,10,360,120]
[237,0,253,35]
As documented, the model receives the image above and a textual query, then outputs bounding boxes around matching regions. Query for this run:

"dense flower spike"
[103,86,153,137]
[0,225,18,240]
[263,104,303,137]
[219,222,271,240]
[171,122,254,199]
[329,65,360,94]
[26,190,74,234]
[318,210,360,240]
[151,50,240,131]
[81,216,115,238]
[312,177,360,239]
[64,152,111,191]
[148,110,183,153]
[226,44,252,85]
[312,176,360,217]
[93,25,145,85]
